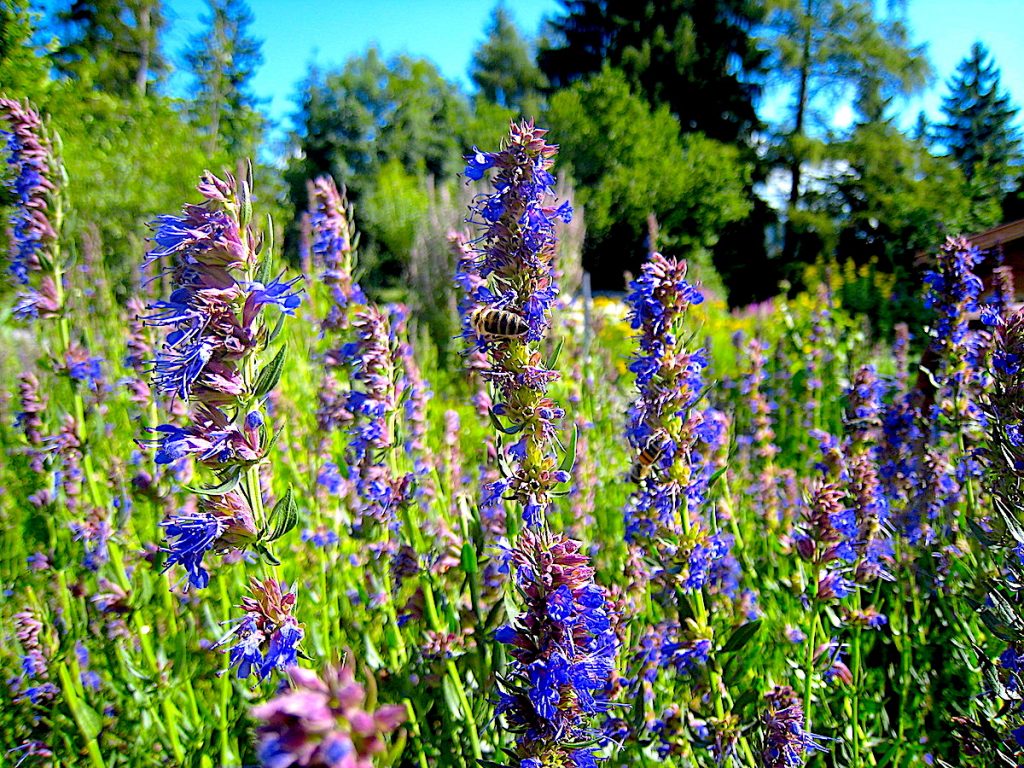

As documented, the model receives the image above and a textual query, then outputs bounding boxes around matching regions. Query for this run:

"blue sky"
[161,0,558,128]
[159,0,1024,137]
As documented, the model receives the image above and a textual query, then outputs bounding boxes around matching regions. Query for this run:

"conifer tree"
[470,3,547,118]
[184,0,265,158]
[938,42,1021,227]
[53,0,168,96]
[540,0,765,144]
[762,0,928,263]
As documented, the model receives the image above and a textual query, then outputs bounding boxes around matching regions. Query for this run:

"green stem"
[56,663,106,768]
[403,699,430,768]
[421,577,483,760]
[851,626,862,768]
[804,564,820,737]
[219,576,234,766]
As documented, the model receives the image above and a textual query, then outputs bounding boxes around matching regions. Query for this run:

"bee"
[470,306,529,339]
[629,430,672,485]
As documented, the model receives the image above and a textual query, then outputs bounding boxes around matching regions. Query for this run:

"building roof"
[915,218,1024,267]
[968,218,1024,251]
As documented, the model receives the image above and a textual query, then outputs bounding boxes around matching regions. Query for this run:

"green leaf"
[978,607,1016,642]
[240,167,253,228]
[488,407,524,435]
[730,687,757,713]
[558,423,578,474]
[256,255,273,287]
[57,663,103,739]
[267,309,288,343]
[967,517,997,547]
[546,337,564,369]
[256,543,281,566]
[484,597,506,633]
[265,485,299,542]
[363,633,383,669]
[720,619,762,654]
[264,212,276,260]
[76,701,104,740]
[264,425,286,455]
[186,466,242,497]
[253,345,287,398]
[442,676,463,721]
[707,465,729,490]
[996,501,1024,545]
[460,541,478,575]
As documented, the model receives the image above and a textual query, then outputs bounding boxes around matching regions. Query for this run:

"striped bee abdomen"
[629,431,670,485]
[471,306,529,338]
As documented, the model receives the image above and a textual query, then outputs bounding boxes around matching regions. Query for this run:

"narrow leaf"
[267,309,288,343]
[721,619,762,654]
[546,337,564,370]
[266,485,299,542]
[253,344,287,398]
[256,543,281,566]
[256,255,273,286]
[558,423,579,474]
[186,466,242,497]
[488,407,524,435]
[707,465,729,490]
[460,541,478,575]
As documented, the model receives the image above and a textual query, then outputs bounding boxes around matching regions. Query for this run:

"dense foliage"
[3,4,1024,766]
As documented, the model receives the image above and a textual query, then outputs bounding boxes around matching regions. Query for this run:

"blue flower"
[528,656,565,721]
[161,512,224,589]
[246,275,303,314]
[228,616,265,678]
[463,147,495,181]
[260,621,302,678]
[66,354,104,389]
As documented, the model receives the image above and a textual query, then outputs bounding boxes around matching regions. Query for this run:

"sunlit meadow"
[3,100,1024,768]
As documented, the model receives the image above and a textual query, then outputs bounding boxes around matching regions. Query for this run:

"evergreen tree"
[184,0,265,158]
[53,0,168,96]
[540,0,765,144]
[762,0,929,263]
[938,42,1021,227]
[470,3,547,118]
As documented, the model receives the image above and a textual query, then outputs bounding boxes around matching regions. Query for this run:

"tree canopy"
[938,42,1021,230]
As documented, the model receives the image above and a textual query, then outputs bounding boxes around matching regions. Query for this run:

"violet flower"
[0,98,56,288]
[221,579,304,681]
[332,305,413,534]
[142,170,301,589]
[623,253,728,589]
[304,176,366,332]
[13,609,57,704]
[252,660,406,768]
[761,686,829,767]
[162,490,259,589]
[463,123,616,766]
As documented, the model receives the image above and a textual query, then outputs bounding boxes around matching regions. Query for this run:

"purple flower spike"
[496,528,617,765]
[221,579,304,681]
[458,121,571,527]
[761,686,830,767]
[0,99,56,288]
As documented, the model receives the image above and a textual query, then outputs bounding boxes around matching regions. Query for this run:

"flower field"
[3,105,1024,768]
